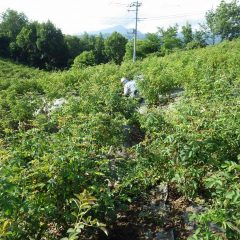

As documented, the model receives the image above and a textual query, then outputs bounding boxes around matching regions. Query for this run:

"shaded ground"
[97,184,193,240]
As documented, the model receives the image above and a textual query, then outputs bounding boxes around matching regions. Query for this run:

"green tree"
[194,30,207,47]
[64,35,83,66]
[0,34,10,57]
[0,9,28,58]
[206,0,240,41]
[158,25,182,54]
[180,22,208,50]
[124,40,145,61]
[124,34,160,61]
[36,21,68,69]
[72,50,95,68]
[0,9,28,41]
[79,32,96,52]
[104,32,128,64]
[145,33,161,52]
[15,22,40,65]
[181,22,193,46]
[94,33,106,64]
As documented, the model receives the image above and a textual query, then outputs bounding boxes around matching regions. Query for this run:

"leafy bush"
[72,51,95,69]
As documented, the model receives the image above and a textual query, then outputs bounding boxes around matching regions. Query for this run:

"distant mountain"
[78,25,145,39]
[90,25,128,35]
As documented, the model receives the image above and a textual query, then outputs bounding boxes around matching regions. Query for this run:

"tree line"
[0,0,240,70]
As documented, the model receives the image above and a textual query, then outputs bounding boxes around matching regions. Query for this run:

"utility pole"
[128,1,142,62]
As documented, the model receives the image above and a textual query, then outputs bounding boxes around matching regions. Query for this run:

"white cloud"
[0,0,231,34]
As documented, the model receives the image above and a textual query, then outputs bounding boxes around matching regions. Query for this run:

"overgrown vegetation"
[0,35,239,239]
[0,1,240,239]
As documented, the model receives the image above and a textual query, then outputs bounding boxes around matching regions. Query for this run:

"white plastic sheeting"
[34,97,67,116]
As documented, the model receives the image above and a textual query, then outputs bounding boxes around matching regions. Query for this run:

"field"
[0,39,240,240]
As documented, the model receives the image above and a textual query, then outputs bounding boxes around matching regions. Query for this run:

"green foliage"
[124,34,160,61]
[0,38,240,239]
[65,33,107,66]
[190,161,240,239]
[64,35,82,66]
[206,0,240,41]
[104,32,128,64]
[137,52,187,104]
[36,21,68,69]
[0,9,28,60]
[2,1,240,71]
[0,10,69,70]
[0,9,28,41]
[158,25,183,54]
[94,33,107,64]
[181,22,193,46]
[136,39,240,239]
[0,60,138,239]
[79,32,96,52]
[15,22,40,65]
[62,190,107,240]
[72,51,96,69]
[0,34,10,57]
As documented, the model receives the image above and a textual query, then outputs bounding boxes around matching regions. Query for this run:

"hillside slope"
[0,58,47,80]
[0,39,239,239]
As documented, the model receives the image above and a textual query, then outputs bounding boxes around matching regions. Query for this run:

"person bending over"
[121,77,139,98]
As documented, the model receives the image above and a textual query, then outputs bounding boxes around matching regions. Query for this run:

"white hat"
[121,77,128,84]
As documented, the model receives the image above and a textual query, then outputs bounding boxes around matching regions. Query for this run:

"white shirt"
[123,80,139,98]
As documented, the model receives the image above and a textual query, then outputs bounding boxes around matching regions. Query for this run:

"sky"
[0,0,230,35]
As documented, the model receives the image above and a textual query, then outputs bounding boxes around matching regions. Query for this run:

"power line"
[128,1,142,62]
[88,13,203,20]
[109,13,203,20]
[109,1,129,7]
[139,13,204,21]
